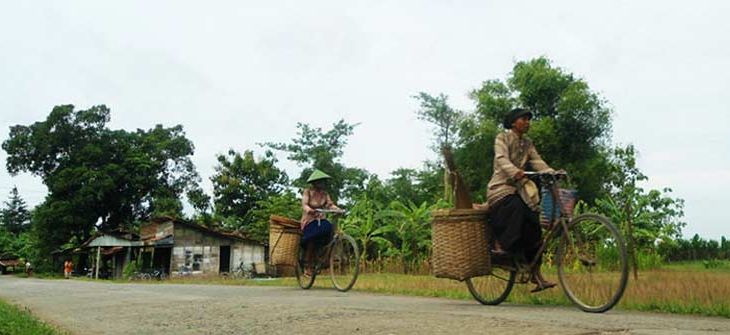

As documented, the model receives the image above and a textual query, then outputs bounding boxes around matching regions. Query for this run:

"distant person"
[486,108,560,293]
[64,260,74,279]
[300,169,342,276]
[25,261,33,277]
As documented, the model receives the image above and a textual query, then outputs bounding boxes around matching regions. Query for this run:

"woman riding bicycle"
[486,108,560,293]
[300,169,342,276]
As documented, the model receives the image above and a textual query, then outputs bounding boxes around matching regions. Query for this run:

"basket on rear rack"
[268,215,301,267]
[431,208,491,281]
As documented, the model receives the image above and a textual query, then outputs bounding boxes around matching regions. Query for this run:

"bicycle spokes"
[557,214,628,313]
[329,234,360,292]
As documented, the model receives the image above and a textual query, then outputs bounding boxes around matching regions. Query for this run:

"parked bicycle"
[129,268,167,281]
[295,209,360,292]
[465,171,629,313]
[178,265,193,277]
[232,261,256,279]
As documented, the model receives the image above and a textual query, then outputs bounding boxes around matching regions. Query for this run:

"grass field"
[0,299,65,335]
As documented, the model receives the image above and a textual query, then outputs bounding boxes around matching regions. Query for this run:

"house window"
[193,254,203,271]
[185,250,193,269]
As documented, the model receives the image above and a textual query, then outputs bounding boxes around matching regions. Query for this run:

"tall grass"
[0,299,66,335]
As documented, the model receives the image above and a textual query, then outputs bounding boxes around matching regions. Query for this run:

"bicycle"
[295,209,360,292]
[232,261,256,279]
[465,171,629,313]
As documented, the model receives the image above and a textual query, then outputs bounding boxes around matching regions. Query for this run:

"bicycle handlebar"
[315,208,347,215]
[523,171,569,183]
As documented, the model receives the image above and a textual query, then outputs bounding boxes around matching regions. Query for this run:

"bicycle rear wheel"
[557,213,628,313]
[295,247,316,289]
[465,264,516,305]
[329,234,360,292]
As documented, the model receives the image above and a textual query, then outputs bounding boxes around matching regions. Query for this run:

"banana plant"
[340,195,395,260]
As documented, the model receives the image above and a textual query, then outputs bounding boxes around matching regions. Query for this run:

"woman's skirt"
[301,219,333,247]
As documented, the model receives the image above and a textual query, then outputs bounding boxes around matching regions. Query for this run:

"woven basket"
[431,208,491,281]
[269,215,302,266]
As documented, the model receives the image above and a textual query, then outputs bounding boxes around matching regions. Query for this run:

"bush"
[637,250,664,270]
[123,261,139,279]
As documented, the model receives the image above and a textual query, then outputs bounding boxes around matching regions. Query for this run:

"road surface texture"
[0,277,728,334]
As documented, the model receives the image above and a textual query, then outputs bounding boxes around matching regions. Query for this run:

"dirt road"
[0,277,727,334]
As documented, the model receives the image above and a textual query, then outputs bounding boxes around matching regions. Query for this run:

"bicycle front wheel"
[465,265,516,305]
[295,247,316,289]
[557,213,628,313]
[329,234,360,292]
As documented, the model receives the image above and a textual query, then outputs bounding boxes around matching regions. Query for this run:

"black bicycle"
[466,171,629,313]
[295,209,360,292]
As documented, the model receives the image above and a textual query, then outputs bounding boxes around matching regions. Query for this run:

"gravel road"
[0,277,728,334]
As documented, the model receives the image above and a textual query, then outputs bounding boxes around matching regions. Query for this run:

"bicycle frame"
[518,172,578,276]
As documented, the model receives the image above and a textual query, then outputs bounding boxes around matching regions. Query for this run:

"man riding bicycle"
[300,169,343,276]
[486,108,560,293]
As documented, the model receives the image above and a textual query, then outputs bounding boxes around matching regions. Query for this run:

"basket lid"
[431,208,489,218]
[269,215,299,228]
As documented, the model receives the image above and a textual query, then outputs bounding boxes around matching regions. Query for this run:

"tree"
[246,191,301,242]
[0,186,31,235]
[3,105,201,264]
[596,144,685,277]
[383,168,437,206]
[380,200,434,273]
[413,92,463,202]
[211,149,288,231]
[466,57,613,202]
[263,120,370,203]
[340,194,393,262]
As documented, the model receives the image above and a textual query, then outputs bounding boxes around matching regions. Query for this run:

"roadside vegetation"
[0,299,65,335]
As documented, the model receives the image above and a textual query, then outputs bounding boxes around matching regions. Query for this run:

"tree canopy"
[2,105,201,265]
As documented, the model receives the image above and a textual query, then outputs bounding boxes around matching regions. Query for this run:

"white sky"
[1,1,728,239]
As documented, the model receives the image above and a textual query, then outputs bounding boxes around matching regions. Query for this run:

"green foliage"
[467,57,613,202]
[122,260,140,279]
[211,149,288,232]
[245,191,301,242]
[263,120,369,203]
[452,115,500,202]
[2,105,202,264]
[594,144,686,277]
[340,194,393,260]
[659,235,730,261]
[413,92,462,150]
[0,299,64,335]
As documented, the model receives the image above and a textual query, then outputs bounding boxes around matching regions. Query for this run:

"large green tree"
[2,105,202,264]
[463,57,613,202]
[211,149,288,231]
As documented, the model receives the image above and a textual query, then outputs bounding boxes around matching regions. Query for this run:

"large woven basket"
[269,215,302,266]
[431,208,490,281]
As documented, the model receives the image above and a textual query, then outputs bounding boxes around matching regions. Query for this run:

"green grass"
[0,299,66,335]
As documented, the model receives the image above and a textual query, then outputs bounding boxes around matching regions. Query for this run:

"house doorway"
[220,246,231,273]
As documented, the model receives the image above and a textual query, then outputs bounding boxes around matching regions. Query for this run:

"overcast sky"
[1,1,728,239]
